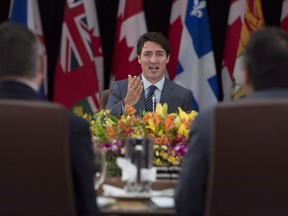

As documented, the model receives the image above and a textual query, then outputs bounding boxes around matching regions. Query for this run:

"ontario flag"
[167,0,219,112]
[54,0,103,113]
[111,0,147,81]
[9,0,48,98]
[221,0,265,101]
[281,0,288,31]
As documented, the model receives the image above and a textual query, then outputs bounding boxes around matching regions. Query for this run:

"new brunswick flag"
[281,0,288,31]
[221,0,265,101]
[53,0,103,113]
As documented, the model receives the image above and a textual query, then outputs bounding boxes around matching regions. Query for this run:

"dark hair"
[137,32,170,56]
[0,21,40,78]
[244,27,288,90]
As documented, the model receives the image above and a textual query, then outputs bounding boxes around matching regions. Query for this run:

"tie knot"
[148,85,157,95]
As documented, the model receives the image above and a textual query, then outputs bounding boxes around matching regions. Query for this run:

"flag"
[111,0,147,81]
[53,0,103,113]
[9,0,48,98]
[221,0,265,101]
[281,0,288,31]
[167,0,219,112]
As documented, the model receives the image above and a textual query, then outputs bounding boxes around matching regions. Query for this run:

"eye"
[143,53,151,57]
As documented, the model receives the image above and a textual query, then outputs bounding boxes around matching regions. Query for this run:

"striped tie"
[145,85,157,112]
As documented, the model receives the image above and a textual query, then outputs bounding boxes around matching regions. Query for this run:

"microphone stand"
[152,94,156,113]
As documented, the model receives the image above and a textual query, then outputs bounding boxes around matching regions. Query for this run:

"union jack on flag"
[54,0,103,113]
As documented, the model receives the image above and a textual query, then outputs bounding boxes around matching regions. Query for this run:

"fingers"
[127,74,132,88]
[125,75,143,106]
[128,74,142,91]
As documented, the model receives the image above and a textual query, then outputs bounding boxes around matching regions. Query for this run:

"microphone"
[152,94,156,113]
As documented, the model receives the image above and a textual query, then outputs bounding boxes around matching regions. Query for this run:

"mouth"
[149,66,159,71]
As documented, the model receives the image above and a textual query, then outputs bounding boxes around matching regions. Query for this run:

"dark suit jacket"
[105,76,193,117]
[174,89,288,216]
[0,80,100,216]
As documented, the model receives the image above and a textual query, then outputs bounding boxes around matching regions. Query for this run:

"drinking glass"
[93,148,107,190]
[124,136,154,193]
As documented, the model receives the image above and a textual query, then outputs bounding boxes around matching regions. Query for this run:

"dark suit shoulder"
[67,111,92,137]
[67,111,89,126]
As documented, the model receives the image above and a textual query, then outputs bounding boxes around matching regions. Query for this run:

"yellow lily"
[155,103,168,116]
[174,116,181,128]
[178,123,189,138]
[188,110,198,120]
[146,118,156,132]
[178,107,189,121]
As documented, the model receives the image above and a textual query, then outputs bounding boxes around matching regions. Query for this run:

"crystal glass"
[93,148,107,190]
[124,136,154,193]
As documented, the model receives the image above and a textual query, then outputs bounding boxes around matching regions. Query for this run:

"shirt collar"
[12,78,39,92]
[141,74,165,91]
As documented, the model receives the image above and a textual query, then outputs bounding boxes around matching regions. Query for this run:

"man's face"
[138,41,170,83]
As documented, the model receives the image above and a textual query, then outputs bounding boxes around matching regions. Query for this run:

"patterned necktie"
[145,85,157,112]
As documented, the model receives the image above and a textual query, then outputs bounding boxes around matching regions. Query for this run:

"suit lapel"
[160,79,174,107]
[134,91,146,115]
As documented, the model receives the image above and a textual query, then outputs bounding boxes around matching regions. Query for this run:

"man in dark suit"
[105,32,193,117]
[175,27,288,216]
[0,22,100,216]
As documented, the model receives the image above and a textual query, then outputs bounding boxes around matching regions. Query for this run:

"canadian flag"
[111,0,147,81]
[9,0,48,98]
[221,0,265,101]
[281,0,288,31]
[53,0,103,113]
[167,0,184,81]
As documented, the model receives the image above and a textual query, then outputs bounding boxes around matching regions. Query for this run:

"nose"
[150,54,158,63]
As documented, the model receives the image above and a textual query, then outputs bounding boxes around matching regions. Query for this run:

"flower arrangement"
[74,103,197,176]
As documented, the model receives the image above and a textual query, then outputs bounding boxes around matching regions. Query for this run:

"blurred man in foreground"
[0,21,100,216]
[175,27,288,216]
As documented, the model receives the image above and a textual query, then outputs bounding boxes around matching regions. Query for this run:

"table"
[101,199,176,216]
[99,177,177,216]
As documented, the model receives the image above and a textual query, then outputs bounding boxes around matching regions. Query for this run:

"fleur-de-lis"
[190,0,206,18]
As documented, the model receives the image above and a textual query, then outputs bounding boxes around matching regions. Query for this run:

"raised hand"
[123,75,143,106]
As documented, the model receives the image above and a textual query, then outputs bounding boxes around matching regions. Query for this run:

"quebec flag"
[9,0,48,98]
[167,0,219,111]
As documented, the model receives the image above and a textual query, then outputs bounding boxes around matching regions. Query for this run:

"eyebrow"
[142,50,165,54]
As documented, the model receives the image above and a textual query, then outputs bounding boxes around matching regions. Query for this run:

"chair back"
[205,100,288,216]
[100,89,110,108]
[0,100,76,216]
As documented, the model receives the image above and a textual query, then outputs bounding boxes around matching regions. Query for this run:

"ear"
[36,52,45,83]
[242,65,249,85]
[242,65,253,95]
[138,55,141,64]
[166,54,170,63]
[34,52,45,87]
[38,52,45,78]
